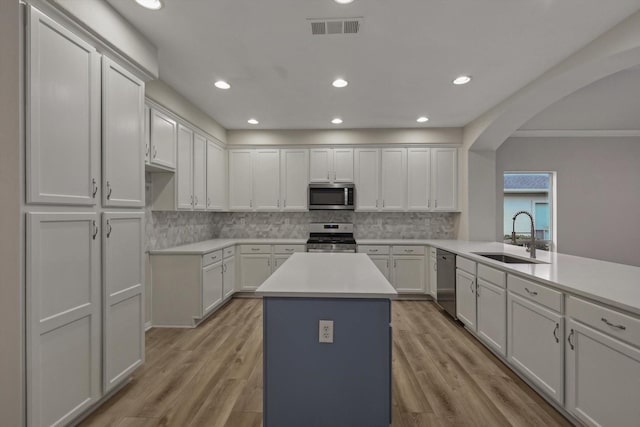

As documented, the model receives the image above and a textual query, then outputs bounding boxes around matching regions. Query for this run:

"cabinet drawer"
[203,250,223,267]
[240,244,272,254]
[456,256,476,275]
[392,245,425,255]
[508,275,562,312]
[478,264,506,288]
[359,245,390,255]
[223,246,235,258]
[567,296,640,348]
[273,244,306,254]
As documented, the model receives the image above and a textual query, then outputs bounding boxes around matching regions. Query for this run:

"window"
[503,173,556,251]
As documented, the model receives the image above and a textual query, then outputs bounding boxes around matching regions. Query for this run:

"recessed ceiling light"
[416,116,429,123]
[334,0,355,4]
[453,75,472,85]
[135,0,163,10]
[247,119,259,125]
[332,78,348,88]
[214,80,231,90]
[331,118,343,124]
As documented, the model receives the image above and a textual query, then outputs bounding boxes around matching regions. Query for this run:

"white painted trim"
[512,129,640,138]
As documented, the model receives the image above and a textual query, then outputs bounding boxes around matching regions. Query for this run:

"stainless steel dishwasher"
[436,249,457,319]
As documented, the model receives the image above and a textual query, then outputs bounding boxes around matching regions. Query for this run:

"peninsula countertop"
[256,252,398,299]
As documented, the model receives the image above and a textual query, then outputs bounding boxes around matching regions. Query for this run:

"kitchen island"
[256,252,397,427]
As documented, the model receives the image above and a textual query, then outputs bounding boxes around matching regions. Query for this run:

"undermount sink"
[472,252,548,265]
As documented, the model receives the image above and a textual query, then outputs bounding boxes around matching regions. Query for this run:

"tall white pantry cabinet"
[26,7,145,427]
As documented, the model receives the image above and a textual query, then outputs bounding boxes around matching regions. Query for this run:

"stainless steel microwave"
[308,183,355,210]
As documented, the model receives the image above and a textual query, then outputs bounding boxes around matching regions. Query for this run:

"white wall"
[146,79,227,143]
[0,1,23,425]
[496,137,640,266]
[467,150,497,241]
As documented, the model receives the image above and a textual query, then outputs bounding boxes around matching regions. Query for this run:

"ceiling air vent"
[309,17,363,35]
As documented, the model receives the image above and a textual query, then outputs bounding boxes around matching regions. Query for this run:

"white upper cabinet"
[192,134,207,210]
[380,148,407,211]
[176,125,194,210]
[407,148,431,210]
[102,57,145,208]
[206,140,226,211]
[228,149,254,210]
[253,149,281,210]
[432,148,457,211]
[27,8,100,206]
[309,148,353,183]
[281,149,309,211]
[102,212,144,393]
[354,148,380,211]
[149,108,177,170]
[144,105,151,165]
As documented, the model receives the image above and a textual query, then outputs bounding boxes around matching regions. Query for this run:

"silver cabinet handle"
[568,328,575,350]
[251,248,260,251]
[277,199,280,208]
[106,181,112,200]
[470,280,474,294]
[393,259,397,268]
[153,146,157,159]
[370,249,378,253]
[267,258,270,267]
[285,248,294,252]
[207,197,211,207]
[433,262,437,271]
[601,317,626,330]
[428,199,430,208]
[383,200,385,208]
[333,171,337,181]
[92,221,98,240]
[524,287,538,296]
[250,199,253,208]
[145,143,149,157]
[553,323,559,343]
[92,178,98,199]
[106,220,112,238]
[376,199,379,208]
[386,260,389,269]
[327,172,330,181]
[284,199,287,208]
[404,249,414,253]
[195,196,198,206]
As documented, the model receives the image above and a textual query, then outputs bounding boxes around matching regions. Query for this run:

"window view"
[503,173,554,251]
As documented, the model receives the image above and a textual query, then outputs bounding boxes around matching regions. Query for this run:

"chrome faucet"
[512,210,536,258]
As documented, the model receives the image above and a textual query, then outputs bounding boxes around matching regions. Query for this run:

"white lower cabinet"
[392,256,425,293]
[102,212,145,393]
[429,247,437,299]
[202,261,223,314]
[507,291,564,404]
[239,254,272,291]
[476,279,506,356]
[27,213,101,427]
[223,256,236,299]
[456,268,477,330]
[370,255,390,279]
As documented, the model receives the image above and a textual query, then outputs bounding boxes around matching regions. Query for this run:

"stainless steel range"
[306,223,357,253]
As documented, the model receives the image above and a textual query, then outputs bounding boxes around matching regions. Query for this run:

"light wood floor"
[80,299,572,427]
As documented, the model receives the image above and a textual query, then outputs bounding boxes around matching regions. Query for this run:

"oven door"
[308,184,355,210]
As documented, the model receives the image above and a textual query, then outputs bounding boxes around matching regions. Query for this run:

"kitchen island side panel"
[263,297,391,427]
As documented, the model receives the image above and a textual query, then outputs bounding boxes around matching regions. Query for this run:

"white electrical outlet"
[319,320,334,343]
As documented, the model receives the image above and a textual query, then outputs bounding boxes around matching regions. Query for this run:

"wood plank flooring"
[80,299,572,427]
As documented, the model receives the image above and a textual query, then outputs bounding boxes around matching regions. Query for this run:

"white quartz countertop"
[424,240,640,317]
[148,238,307,255]
[256,253,398,299]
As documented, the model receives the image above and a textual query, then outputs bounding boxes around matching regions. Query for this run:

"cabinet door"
[176,125,194,210]
[150,109,177,169]
[103,212,144,393]
[429,249,438,298]
[456,268,476,330]
[254,149,280,210]
[309,148,332,182]
[273,255,291,272]
[144,105,151,165]
[206,141,226,211]
[333,148,354,182]
[202,261,223,314]
[392,256,425,293]
[566,319,640,427]
[102,57,145,208]
[228,149,254,210]
[281,149,309,211]
[370,255,390,280]
[27,8,100,206]
[27,213,101,427]
[240,255,272,291]
[507,292,563,404]
[477,279,506,356]
[223,257,236,299]
[432,148,457,211]
[381,148,407,211]
[354,149,380,211]
[192,133,207,210]
[407,148,431,210]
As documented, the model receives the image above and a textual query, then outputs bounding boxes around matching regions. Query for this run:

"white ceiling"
[520,67,640,131]
[107,0,640,130]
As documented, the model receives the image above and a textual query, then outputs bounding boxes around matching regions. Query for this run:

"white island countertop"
[256,253,398,299]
